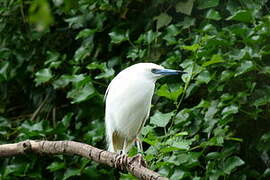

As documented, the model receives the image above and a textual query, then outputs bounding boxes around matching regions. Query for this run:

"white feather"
[105,63,165,153]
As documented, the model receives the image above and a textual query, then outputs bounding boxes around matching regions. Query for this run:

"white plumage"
[105,63,184,153]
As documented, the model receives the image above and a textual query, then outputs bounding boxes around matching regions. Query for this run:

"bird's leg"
[114,138,128,170]
[135,137,143,153]
[129,137,148,167]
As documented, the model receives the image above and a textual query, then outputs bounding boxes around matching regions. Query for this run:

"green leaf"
[226,0,239,15]
[202,54,224,67]
[205,100,218,119]
[170,168,186,180]
[181,44,200,51]
[76,29,96,39]
[197,0,219,9]
[62,113,73,129]
[206,9,221,20]
[220,70,233,81]
[235,61,254,77]
[120,174,138,180]
[29,0,54,31]
[201,136,224,147]
[253,95,270,107]
[127,48,139,60]
[175,0,195,15]
[95,68,114,79]
[172,141,190,150]
[34,68,53,86]
[109,30,129,44]
[154,13,172,30]
[175,109,190,125]
[156,84,183,101]
[63,168,81,180]
[87,62,115,79]
[196,70,211,84]
[262,168,270,178]
[0,61,10,81]
[226,10,253,23]
[47,162,65,172]
[223,156,245,174]
[45,51,61,69]
[160,146,179,153]
[53,75,73,89]
[67,83,95,104]
[141,125,154,136]
[74,45,91,62]
[221,105,239,118]
[144,30,160,45]
[150,111,173,127]
[175,131,188,136]
[179,17,196,29]
[206,152,221,160]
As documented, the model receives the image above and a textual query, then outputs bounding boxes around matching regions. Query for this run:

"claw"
[129,154,148,168]
[114,153,128,170]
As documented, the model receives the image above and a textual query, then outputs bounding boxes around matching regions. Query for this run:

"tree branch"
[0,140,168,180]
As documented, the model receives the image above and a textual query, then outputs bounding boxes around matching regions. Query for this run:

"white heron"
[105,63,186,154]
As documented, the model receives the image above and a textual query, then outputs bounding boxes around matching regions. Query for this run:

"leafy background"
[1,0,270,179]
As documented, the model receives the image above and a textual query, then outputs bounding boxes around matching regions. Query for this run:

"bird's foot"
[129,153,148,168]
[114,153,128,171]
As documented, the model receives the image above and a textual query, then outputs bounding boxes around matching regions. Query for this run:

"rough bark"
[0,140,168,180]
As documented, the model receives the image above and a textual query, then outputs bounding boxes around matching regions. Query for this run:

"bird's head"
[126,63,187,81]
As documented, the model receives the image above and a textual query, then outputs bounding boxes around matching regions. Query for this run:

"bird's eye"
[151,68,158,74]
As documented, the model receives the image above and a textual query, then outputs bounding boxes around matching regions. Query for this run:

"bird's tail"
[107,130,133,153]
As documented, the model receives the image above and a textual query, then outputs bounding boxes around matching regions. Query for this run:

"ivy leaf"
[235,61,254,77]
[179,16,196,29]
[28,0,54,31]
[150,111,173,127]
[170,169,186,180]
[172,141,190,150]
[154,13,172,30]
[67,83,95,104]
[76,29,96,39]
[74,45,92,62]
[53,75,73,89]
[144,30,161,45]
[221,105,239,118]
[175,0,195,15]
[87,62,115,79]
[63,168,81,180]
[262,168,270,178]
[62,113,73,129]
[206,9,221,20]
[47,162,66,172]
[95,68,114,79]
[156,84,183,101]
[181,44,200,51]
[34,68,52,86]
[197,0,219,9]
[226,10,253,23]
[223,156,245,174]
[202,54,224,67]
[109,30,129,44]
[0,61,10,81]
[196,70,211,84]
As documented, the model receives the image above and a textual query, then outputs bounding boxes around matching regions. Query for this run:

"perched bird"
[105,63,186,154]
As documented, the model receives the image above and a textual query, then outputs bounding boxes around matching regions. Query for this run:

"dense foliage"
[1,0,270,179]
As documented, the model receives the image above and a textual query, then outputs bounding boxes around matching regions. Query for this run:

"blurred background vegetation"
[1,0,270,179]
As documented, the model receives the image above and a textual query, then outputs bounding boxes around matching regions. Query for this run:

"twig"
[31,95,49,121]
[0,140,168,180]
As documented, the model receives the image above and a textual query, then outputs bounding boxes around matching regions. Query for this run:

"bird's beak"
[153,69,187,76]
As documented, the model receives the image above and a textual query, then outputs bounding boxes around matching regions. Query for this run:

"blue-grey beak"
[151,68,187,75]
